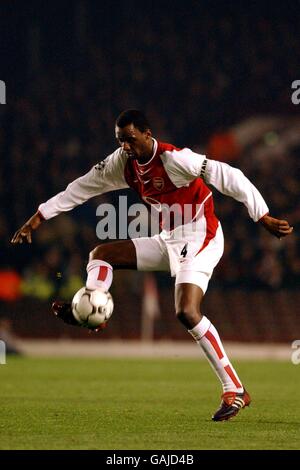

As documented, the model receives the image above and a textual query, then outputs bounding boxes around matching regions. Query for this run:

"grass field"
[0,357,299,450]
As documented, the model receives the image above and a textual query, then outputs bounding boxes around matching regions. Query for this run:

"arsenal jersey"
[38,139,269,230]
[123,140,216,230]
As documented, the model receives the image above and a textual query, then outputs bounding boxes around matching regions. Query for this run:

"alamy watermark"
[0,340,6,364]
[0,80,6,104]
[291,80,300,105]
[95,195,206,240]
[291,340,300,365]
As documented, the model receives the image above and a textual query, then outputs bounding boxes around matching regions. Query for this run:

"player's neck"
[137,139,155,165]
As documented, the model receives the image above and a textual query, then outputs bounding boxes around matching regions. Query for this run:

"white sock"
[86,260,113,291]
[189,316,243,394]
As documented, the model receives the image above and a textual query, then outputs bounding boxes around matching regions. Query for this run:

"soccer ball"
[71,287,114,330]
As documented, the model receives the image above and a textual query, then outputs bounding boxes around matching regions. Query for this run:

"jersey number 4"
[180,244,188,258]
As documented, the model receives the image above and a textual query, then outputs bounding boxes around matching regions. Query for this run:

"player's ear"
[145,129,152,139]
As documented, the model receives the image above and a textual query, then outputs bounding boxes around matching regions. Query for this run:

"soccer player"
[11,109,293,421]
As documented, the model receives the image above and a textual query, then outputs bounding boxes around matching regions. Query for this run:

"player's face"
[115,124,153,160]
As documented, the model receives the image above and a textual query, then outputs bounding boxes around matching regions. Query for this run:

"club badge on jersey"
[153,177,165,191]
[95,161,106,172]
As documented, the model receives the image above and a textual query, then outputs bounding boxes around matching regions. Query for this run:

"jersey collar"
[136,138,158,167]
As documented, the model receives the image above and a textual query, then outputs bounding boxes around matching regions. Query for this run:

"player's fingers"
[278,227,293,238]
[278,221,290,228]
[279,225,293,233]
[11,227,31,244]
[19,227,30,241]
[11,231,21,244]
[278,219,289,224]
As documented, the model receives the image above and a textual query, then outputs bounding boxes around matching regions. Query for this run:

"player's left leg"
[175,281,251,421]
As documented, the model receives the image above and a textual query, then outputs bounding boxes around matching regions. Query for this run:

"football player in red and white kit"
[12,110,293,421]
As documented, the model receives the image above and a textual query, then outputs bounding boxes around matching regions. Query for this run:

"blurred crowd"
[212,116,300,290]
[1,1,300,303]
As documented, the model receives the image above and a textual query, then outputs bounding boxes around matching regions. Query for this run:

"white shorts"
[132,222,224,294]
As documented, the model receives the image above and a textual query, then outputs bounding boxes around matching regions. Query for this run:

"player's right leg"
[52,240,137,325]
[52,235,168,326]
[86,240,138,290]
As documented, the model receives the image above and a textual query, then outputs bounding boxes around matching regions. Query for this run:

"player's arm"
[162,148,293,238]
[203,158,293,238]
[11,149,129,244]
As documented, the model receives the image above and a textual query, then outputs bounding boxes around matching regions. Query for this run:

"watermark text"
[95,196,205,240]
[0,340,6,364]
[291,340,300,365]
[0,80,6,104]
[291,80,300,105]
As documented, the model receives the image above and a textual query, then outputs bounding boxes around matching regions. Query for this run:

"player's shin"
[86,260,113,291]
[188,316,243,393]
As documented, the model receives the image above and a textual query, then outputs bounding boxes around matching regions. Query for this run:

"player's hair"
[116,109,151,132]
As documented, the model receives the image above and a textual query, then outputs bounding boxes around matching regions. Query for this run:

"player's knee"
[89,245,108,262]
[176,306,202,329]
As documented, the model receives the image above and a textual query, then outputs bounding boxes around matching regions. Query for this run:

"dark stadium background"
[1,0,300,343]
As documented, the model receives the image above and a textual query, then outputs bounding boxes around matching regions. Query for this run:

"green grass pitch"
[0,357,299,450]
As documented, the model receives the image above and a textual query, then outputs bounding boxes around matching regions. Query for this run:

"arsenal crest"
[153,177,164,191]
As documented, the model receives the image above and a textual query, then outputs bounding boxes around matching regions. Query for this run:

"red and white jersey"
[38,139,269,230]
[123,140,215,231]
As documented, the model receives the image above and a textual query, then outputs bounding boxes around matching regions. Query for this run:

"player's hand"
[259,214,293,239]
[11,211,44,244]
